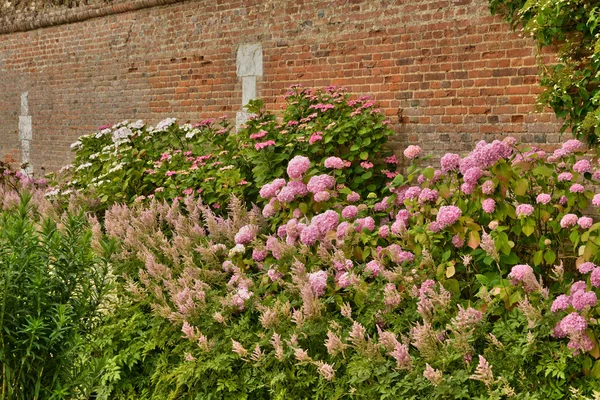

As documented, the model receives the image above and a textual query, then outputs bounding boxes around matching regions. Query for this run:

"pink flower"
[562,139,584,154]
[463,167,483,185]
[307,174,335,193]
[311,210,340,235]
[267,268,282,281]
[300,225,320,246]
[356,216,376,232]
[403,145,422,159]
[255,140,276,150]
[515,204,534,217]
[165,170,177,177]
[404,187,423,202]
[360,161,373,169]
[313,191,331,202]
[579,262,596,274]
[182,188,194,195]
[288,180,308,197]
[573,159,592,174]
[385,154,398,164]
[482,198,495,214]
[418,188,438,204]
[571,291,597,311]
[235,224,259,245]
[559,312,587,334]
[324,157,346,169]
[347,192,360,202]
[578,216,593,229]
[460,182,476,194]
[452,234,464,248]
[557,172,573,182]
[440,153,461,172]
[570,183,585,193]
[593,194,600,207]
[287,156,311,179]
[365,260,382,277]
[262,203,276,218]
[508,264,539,293]
[379,225,390,238]
[252,249,268,262]
[342,205,359,219]
[536,193,551,204]
[560,214,578,228]
[309,132,323,144]
[551,295,571,313]
[277,186,297,203]
[559,195,568,205]
[308,270,328,296]
[481,180,495,195]
[249,130,267,140]
[436,206,462,229]
[592,268,600,287]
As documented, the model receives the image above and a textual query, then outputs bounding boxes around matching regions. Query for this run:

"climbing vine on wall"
[490,0,600,143]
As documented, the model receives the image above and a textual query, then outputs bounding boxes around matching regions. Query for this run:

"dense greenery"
[489,0,600,143]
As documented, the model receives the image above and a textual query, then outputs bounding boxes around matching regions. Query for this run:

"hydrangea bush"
[91,132,600,398]
[54,86,395,212]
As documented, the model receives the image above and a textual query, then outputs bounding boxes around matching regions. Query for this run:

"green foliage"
[0,192,112,399]
[489,0,600,143]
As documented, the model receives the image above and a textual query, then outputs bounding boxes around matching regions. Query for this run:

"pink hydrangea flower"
[287,156,311,179]
[255,140,276,150]
[508,264,539,293]
[267,268,283,281]
[277,186,296,203]
[312,210,340,235]
[559,312,587,334]
[460,182,476,194]
[515,204,534,217]
[262,203,276,218]
[300,225,320,245]
[571,291,597,311]
[482,198,495,214]
[551,295,571,313]
[379,225,390,238]
[452,234,465,248]
[313,191,331,202]
[385,154,398,164]
[463,167,483,185]
[308,270,328,296]
[579,262,596,274]
[481,180,495,195]
[235,225,259,245]
[309,132,323,144]
[570,183,585,193]
[573,159,592,174]
[562,139,584,154]
[307,174,336,193]
[342,205,359,219]
[436,206,461,229]
[578,216,593,229]
[324,157,346,169]
[404,186,421,200]
[356,216,376,232]
[591,267,600,287]
[288,180,308,197]
[418,188,438,204]
[440,153,461,172]
[347,192,360,202]
[360,161,373,169]
[560,214,578,228]
[336,221,351,240]
[557,172,573,182]
[403,145,422,159]
[252,249,268,262]
[365,260,382,277]
[536,193,551,205]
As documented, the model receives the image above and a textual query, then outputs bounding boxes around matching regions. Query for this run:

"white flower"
[89,153,99,160]
[154,118,177,131]
[45,187,60,197]
[128,119,145,129]
[228,244,246,256]
[75,162,92,171]
[108,163,124,174]
[70,141,82,150]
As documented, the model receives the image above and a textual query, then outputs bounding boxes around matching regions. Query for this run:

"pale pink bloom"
[560,214,578,228]
[235,224,259,245]
[536,193,551,204]
[570,183,585,193]
[308,270,328,296]
[482,198,495,213]
[313,191,331,202]
[324,156,346,169]
[342,205,358,219]
[515,204,534,217]
[360,161,373,169]
[404,145,423,159]
[578,216,593,229]
[287,156,311,179]
[593,194,600,207]
[347,192,360,202]
[573,159,592,174]
[423,364,443,386]
[365,260,382,277]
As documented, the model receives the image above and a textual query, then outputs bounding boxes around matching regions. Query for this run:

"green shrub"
[0,191,112,399]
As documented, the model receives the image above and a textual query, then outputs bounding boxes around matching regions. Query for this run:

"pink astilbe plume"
[423,363,444,386]
[470,355,495,386]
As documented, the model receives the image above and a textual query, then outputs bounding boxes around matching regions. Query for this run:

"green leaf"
[359,152,369,160]
[533,250,544,266]
[544,249,556,265]
[512,178,529,196]
[522,224,535,237]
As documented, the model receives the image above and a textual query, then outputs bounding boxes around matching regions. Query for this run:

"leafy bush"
[92,136,600,398]
[0,188,112,399]
[54,86,395,211]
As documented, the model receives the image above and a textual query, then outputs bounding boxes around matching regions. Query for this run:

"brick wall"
[0,0,561,172]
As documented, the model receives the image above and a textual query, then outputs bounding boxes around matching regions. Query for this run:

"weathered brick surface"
[0,0,561,172]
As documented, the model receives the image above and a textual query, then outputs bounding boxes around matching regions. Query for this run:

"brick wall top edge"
[0,0,188,34]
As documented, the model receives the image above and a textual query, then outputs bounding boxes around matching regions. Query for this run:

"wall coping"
[0,0,188,35]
